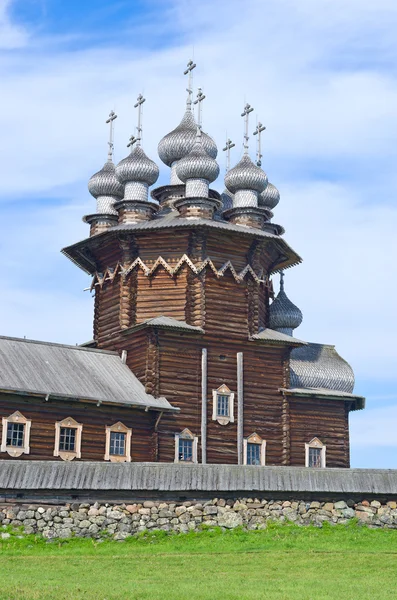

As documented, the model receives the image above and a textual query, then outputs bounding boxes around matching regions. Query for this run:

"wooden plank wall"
[288,397,350,468]
[135,268,188,324]
[0,396,156,462]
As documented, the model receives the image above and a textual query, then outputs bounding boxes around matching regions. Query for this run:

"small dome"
[176,132,219,183]
[258,182,280,210]
[224,154,268,195]
[269,273,303,334]
[158,109,217,167]
[88,160,123,199]
[221,188,233,211]
[290,343,355,393]
[116,145,159,187]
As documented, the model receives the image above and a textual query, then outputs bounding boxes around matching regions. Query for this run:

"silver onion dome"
[258,182,280,210]
[88,160,124,200]
[224,154,268,194]
[269,272,303,336]
[290,343,355,393]
[176,132,219,184]
[116,145,159,186]
[158,109,217,167]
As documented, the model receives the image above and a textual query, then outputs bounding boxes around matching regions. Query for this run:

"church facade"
[0,63,364,468]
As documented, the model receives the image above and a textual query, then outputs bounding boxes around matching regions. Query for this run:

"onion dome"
[116,145,159,187]
[88,160,123,202]
[176,131,219,184]
[224,154,268,195]
[258,182,280,210]
[158,109,217,167]
[290,343,355,393]
[269,272,303,336]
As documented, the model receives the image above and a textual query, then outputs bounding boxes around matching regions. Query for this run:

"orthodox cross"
[184,59,196,108]
[222,137,235,172]
[241,103,254,154]
[106,110,117,161]
[253,121,266,167]
[134,94,146,145]
[127,134,137,150]
[193,88,205,129]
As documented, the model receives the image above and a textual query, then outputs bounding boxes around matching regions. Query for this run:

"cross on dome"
[184,60,196,109]
[127,135,137,150]
[134,94,146,146]
[106,110,117,162]
[222,138,235,172]
[253,121,266,167]
[193,88,206,129]
[241,103,254,154]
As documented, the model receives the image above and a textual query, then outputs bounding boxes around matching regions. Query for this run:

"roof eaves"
[122,319,205,336]
[280,387,366,410]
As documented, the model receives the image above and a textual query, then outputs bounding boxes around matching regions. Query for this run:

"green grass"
[0,523,396,599]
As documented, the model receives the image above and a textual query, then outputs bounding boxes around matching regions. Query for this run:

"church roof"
[62,210,302,275]
[250,328,306,346]
[0,336,176,412]
[124,316,204,334]
[290,343,355,394]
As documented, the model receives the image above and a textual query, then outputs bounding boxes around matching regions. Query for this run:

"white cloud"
[0,0,28,48]
[351,404,397,448]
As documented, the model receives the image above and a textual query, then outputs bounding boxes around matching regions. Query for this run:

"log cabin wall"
[0,395,156,462]
[287,397,350,468]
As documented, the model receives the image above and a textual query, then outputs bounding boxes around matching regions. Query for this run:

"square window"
[179,438,193,462]
[247,443,261,465]
[217,394,229,417]
[308,447,322,468]
[110,431,126,456]
[6,422,24,447]
[59,427,76,452]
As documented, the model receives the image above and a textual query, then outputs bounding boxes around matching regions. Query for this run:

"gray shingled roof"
[251,328,306,346]
[0,462,396,496]
[62,211,301,275]
[124,316,204,334]
[290,343,355,394]
[0,336,176,411]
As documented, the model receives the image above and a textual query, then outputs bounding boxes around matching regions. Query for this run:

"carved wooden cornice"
[90,254,273,291]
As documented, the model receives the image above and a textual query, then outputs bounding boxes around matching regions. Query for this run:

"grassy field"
[0,523,396,599]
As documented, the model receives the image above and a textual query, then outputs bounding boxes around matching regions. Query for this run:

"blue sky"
[1,0,397,467]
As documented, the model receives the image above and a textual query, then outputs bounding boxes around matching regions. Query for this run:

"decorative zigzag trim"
[90,254,271,289]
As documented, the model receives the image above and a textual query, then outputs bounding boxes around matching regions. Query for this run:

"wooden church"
[0,62,364,468]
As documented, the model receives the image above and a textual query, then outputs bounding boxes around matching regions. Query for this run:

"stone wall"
[1,498,397,540]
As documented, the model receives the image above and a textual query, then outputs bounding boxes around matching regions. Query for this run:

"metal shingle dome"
[269,272,303,335]
[176,131,219,184]
[158,109,217,167]
[116,145,159,186]
[224,154,268,195]
[88,160,124,200]
[259,182,280,210]
[290,343,355,393]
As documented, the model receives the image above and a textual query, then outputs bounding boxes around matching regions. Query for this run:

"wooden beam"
[201,348,207,464]
[237,352,244,465]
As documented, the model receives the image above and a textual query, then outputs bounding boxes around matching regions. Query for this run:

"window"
[305,437,326,468]
[212,384,235,425]
[105,422,132,462]
[243,433,266,466]
[54,417,82,461]
[174,428,198,464]
[1,411,31,457]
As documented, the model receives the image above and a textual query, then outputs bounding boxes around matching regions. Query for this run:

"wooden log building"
[0,67,365,470]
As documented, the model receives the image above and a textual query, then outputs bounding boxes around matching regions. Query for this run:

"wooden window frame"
[54,417,83,461]
[104,422,132,462]
[1,411,31,457]
[174,428,198,464]
[305,437,326,468]
[212,384,235,425]
[243,433,266,466]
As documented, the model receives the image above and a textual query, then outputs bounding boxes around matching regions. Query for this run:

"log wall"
[0,395,156,462]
